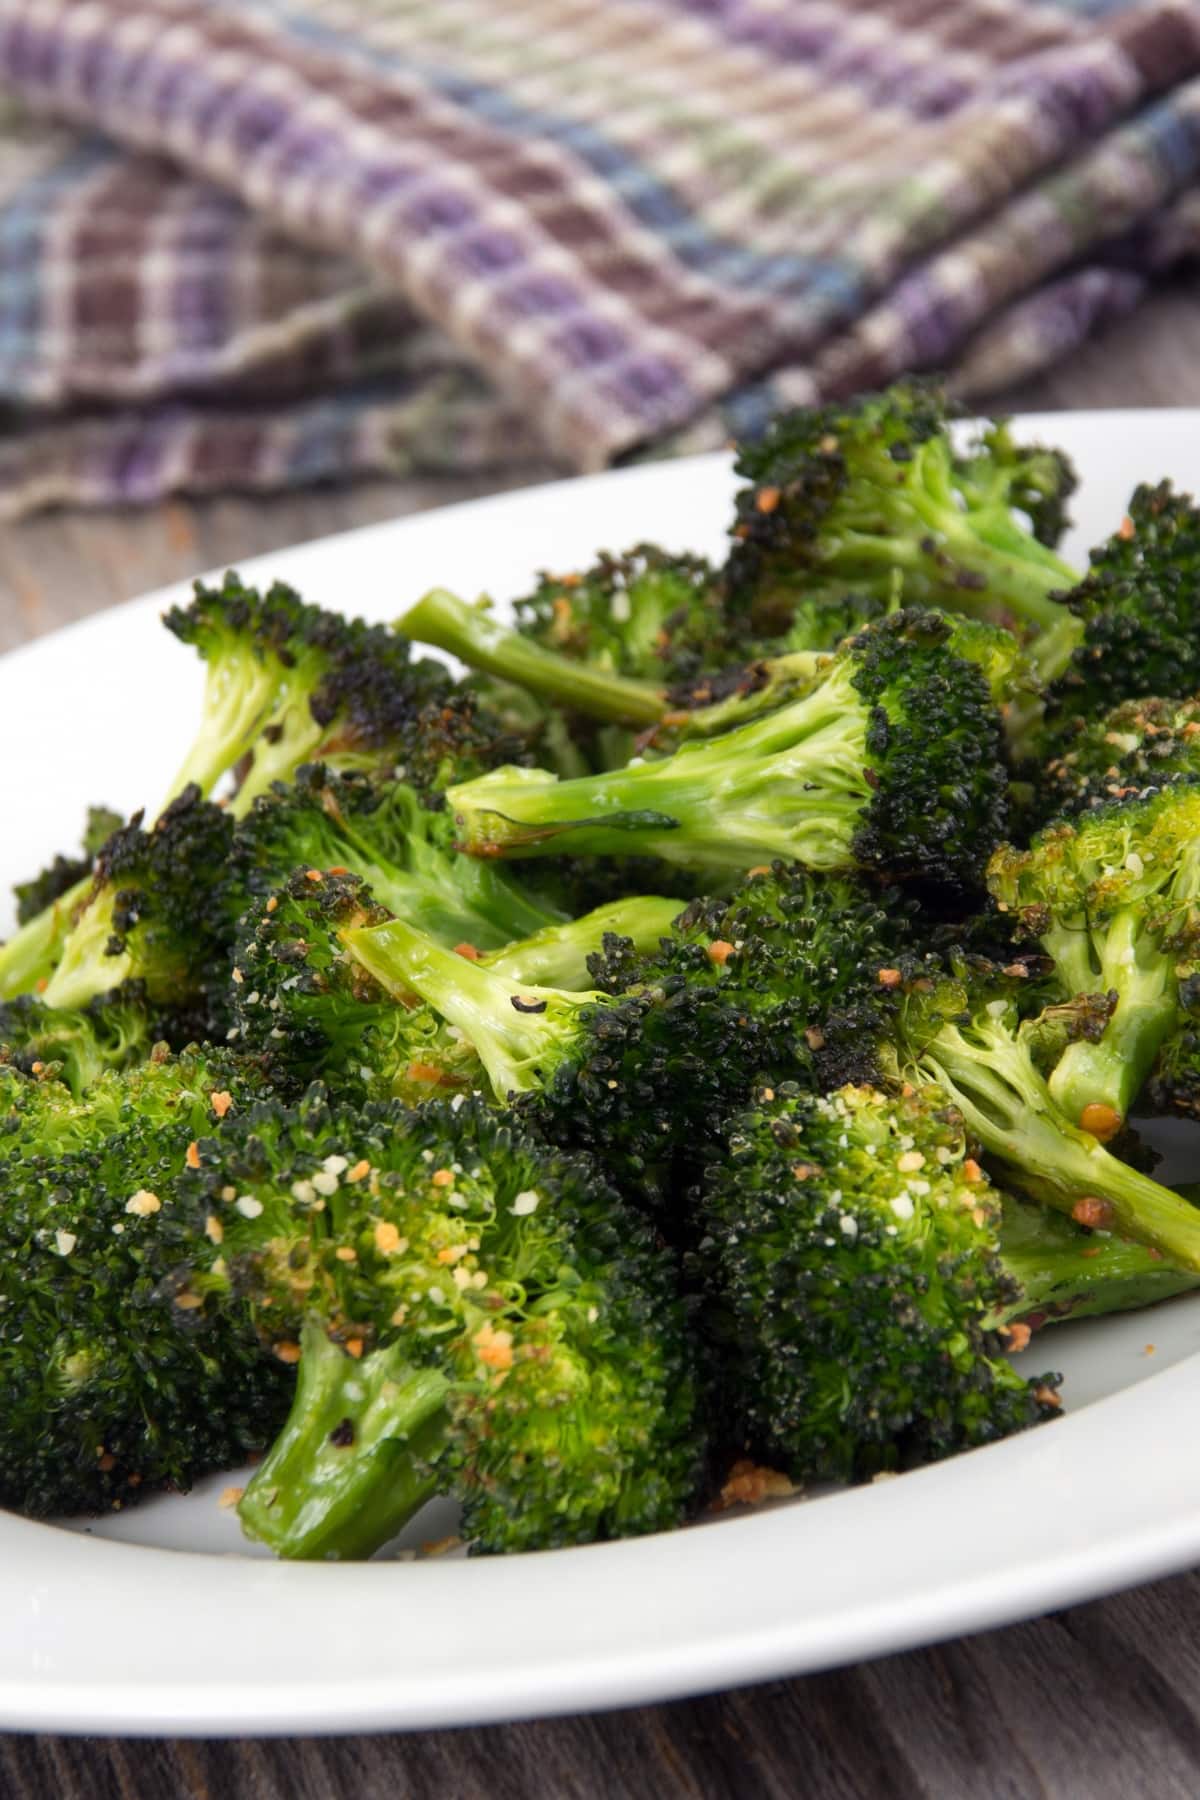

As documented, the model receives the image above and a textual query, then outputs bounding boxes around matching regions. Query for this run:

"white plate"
[4,409,1200,1737]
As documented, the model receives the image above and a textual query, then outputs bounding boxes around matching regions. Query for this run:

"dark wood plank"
[5,278,1200,1795]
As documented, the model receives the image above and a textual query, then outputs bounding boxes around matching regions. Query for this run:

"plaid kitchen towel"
[1,0,1200,517]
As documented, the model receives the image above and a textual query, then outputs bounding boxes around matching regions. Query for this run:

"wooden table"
[4,287,1200,1797]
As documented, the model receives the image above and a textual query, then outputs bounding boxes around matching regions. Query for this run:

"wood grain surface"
[3,283,1200,1796]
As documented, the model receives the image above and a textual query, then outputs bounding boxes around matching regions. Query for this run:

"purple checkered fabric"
[1,0,1199,516]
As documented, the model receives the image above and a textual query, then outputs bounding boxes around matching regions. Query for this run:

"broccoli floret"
[0,986,155,1096]
[445,611,1009,892]
[39,787,236,1014]
[13,806,123,927]
[0,1047,288,1515]
[988,785,1200,1134]
[176,1090,705,1559]
[346,864,909,1205]
[1045,484,1200,734]
[725,383,1080,676]
[1148,971,1200,1121]
[1038,697,1200,819]
[164,570,502,814]
[512,546,727,685]
[232,765,565,954]
[889,961,1200,1269]
[693,1082,1060,1483]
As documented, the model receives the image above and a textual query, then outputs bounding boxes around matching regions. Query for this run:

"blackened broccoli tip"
[12,805,123,928]
[40,786,236,1015]
[987,783,1200,1133]
[0,1045,287,1516]
[1046,482,1200,734]
[890,960,1200,1271]
[445,608,1009,892]
[725,381,1080,665]
[398,586,668,728]
[177,1091,704,1559]
[694,1082,1061,1483]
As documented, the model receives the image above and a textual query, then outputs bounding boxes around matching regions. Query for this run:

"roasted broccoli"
[1037,696,1200,819]
[1045,483,1200,734]
[725,383,1080,677]
[176,1090,705,1559]
[12,806,123,927]
[997,1193,1200,1328]
[232,764,564,954]
[0,986,156,1096]
[39,787,236,1014]
[345,864,908,1206]
[988,785,1200,1135]
[693,1082,1061,1482]
[0,1047,288,1515]
[889,961,1200,1269]
[445,611,1009,891]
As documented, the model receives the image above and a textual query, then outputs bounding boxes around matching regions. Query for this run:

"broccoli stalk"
[446,611,1008,889]
[346,915,598,1100]
[996,1197,1200,1329]
[482,895,682,988]
[988,785,1200,1134]
[894,972,1200,1269]
[0,882,91,1001]
[398,588,667,727]
[237,1325,449,1561]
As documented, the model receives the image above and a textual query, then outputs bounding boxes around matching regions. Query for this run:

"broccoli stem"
[996,1198,1199,1328]
[918,1019,1200,1269]
[164,650,282,812]
[1047,911,1177,1131]
[345,915,592,1099]
[399,588,667,727]
[238,1325,449,1561]
[0,874,91,1000]
[484,896,681,988]
[40,894,131,1012]
[447,668,871,870]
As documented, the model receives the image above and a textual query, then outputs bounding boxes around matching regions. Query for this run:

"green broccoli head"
[179,1091,705,1558]
[988,783,1200,1132]
[164,571,503,813]
[1038,696,1200,820]
[0,985,156,1097]
[0,1046,287,1515]
[695,1082,1060,1482]
[514,545,727,685]
[39,786,236,1014]
[232,764,564,953]
[725,382,1079,661]
[1047,483,1200,733]
[446,610,1010,892]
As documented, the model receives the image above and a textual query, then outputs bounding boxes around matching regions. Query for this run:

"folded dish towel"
[1,0,1200,517]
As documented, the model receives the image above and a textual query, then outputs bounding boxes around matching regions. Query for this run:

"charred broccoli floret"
[164,570,503,813]
[725,383,1080,676]
[232,765,564,954]
[0,1047,288,1516]
[1045,483,1200,733]
[445,611,1009,891]
[694,1083,1061,1482]
[345,865,908,1205]
[40,787,236,1013]
[889,962,1200,1269]
[988,784,1200,1134]
[1038,696,1200,819]
[176,1091,705,1559]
